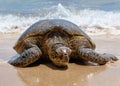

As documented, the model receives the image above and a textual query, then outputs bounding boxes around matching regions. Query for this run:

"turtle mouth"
[52,55,69,67]
[54,61,69,67]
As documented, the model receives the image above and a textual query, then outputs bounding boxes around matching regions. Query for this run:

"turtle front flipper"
[8,45,42,67]
[78,48,118,65]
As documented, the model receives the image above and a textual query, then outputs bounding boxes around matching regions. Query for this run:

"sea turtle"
[8,19,118,67]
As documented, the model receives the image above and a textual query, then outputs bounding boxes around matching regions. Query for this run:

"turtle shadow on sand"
[27,57,98,70]
[27,58,68,70]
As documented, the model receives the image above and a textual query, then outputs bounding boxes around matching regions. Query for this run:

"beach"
[0,0,120,86]
[0,33,120,86]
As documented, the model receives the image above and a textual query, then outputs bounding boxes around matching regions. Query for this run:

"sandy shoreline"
[0,33,120,86]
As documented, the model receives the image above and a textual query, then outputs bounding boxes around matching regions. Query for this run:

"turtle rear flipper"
[78,48,118,65]
[8,45,42,67]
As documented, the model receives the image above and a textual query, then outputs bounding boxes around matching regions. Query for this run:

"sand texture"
[0,33,120,86]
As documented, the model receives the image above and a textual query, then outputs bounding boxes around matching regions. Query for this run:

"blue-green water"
[0,0,120,14]
[0,0,120,35]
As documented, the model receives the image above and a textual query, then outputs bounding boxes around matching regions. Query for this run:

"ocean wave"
[0,15,39,33]
[0,3,120,35]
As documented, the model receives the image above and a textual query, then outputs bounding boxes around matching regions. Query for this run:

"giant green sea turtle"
[8,19,118,67]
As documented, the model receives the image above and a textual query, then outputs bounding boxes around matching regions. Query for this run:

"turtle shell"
[14,19,96,52]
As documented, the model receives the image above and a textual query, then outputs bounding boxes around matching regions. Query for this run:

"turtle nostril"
[64,53,67,56]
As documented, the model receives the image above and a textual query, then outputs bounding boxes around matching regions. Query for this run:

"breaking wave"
[0,3,120,35]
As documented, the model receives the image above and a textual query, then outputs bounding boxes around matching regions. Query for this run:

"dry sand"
[0,33,120,86]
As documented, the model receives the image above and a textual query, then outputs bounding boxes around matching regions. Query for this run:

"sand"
[0,33,120,86]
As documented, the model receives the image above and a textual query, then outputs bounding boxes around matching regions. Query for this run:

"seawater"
[0,0,120,35]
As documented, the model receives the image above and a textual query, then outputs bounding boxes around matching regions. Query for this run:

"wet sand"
[0,33,120,86]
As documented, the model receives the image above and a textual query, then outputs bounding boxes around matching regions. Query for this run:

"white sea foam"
[0,3,120,35]
[0,15,39,33]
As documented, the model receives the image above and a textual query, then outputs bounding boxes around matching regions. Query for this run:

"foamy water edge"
[0,4,120,35]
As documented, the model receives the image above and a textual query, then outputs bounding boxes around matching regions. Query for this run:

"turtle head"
[50,46,71,67]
